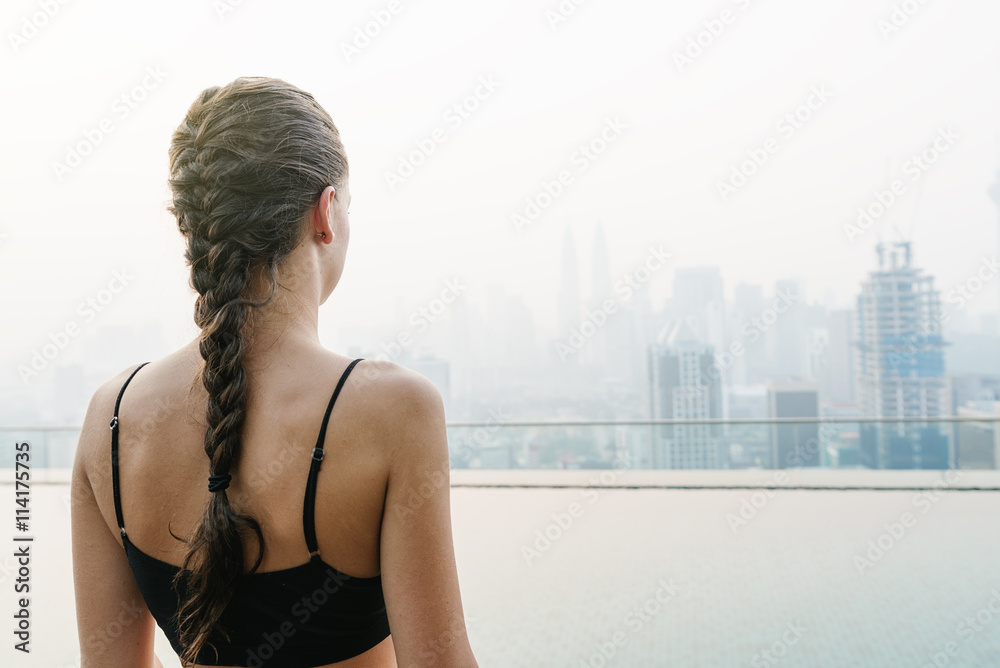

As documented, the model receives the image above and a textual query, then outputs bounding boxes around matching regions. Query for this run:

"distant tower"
[590,221,613,303]
[990,170,1000,323]
[990,165,1000,218]
[586,221,613,368]
[988,171,1000,217]
[731,283,768,386]
[672,267,726,357]
[556,226,582,363]
[770,279,807,378]
[855,242,950,469]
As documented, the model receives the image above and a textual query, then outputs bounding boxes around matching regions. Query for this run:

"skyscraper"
[989,169,1000,223]
[585,221,613,368]
[731,283,769,386]
[990,170,1000,319]
[770,279,808,379]
[556,225,581,365]
[767,378,820,468]
[855,242,950,468]
[590,221,612,303]
[672,268,725,344]
[823,309,856,403]
[648,319,723,468]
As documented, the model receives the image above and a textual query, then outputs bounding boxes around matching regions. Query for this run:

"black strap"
[110,362,151,541]
[304,358,363,560]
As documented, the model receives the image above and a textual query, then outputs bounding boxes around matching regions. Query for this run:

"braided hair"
[165,77,348,665]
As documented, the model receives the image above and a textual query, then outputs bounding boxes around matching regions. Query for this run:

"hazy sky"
[3,0,1000,388]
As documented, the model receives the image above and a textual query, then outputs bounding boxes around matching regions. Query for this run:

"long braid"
[164,77,349,665]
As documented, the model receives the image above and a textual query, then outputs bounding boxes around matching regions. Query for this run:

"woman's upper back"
[76,340,474,666]
[102,343,388,574]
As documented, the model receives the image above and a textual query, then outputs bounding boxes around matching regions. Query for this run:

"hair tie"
[208,474,232,493]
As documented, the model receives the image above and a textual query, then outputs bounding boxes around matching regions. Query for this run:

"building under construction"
[855,242,951,468]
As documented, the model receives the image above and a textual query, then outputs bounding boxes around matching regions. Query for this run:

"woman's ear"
[313,185,336,243]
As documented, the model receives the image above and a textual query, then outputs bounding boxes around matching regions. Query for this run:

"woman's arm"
[377,366,479,667]
[71,376,163,668]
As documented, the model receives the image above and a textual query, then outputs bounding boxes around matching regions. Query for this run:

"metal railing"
[4,416,999,471]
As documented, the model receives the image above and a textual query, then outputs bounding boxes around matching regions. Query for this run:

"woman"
[70,77,479,668]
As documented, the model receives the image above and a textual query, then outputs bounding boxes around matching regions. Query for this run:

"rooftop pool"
[2,478,998,667]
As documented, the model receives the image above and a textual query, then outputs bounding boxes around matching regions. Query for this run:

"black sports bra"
[110,358,391,666]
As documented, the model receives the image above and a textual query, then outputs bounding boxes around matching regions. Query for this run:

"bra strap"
[110,362,151,541]
[304,358,363,560]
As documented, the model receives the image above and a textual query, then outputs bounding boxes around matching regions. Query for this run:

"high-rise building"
[556,226,582,365]
[672,267,726,355]
[767,378,820,468]
[731,283,769,386]
[585,221,613,369]
[990,168,1000,229]
[590,221,612,303]
[824,309,856,403]
[990,170,1000,317]
[648,319,723,468]
[770,279,808,379]
[855,242,950,468]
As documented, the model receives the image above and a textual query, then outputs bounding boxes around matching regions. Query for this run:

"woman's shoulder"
[73,360,154,488]
[350,357,444,407]
[346,357,447,456]
[75,344,200,473]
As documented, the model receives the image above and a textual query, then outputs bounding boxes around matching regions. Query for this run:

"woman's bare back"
[104,341,387,579]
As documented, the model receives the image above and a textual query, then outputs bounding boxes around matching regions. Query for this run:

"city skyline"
[10,235,1000,425]
[5,1,1000,389]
